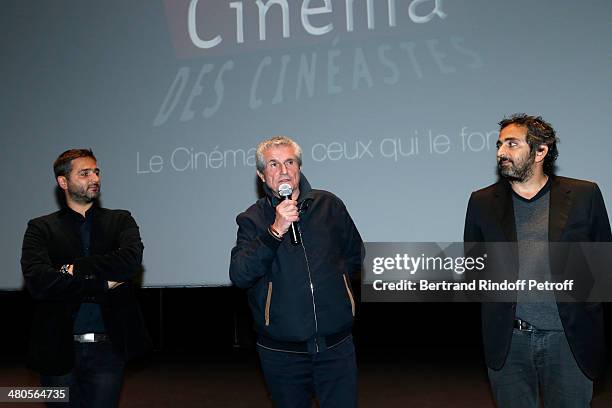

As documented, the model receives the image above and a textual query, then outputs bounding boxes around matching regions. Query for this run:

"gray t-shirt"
[513,180,563,330]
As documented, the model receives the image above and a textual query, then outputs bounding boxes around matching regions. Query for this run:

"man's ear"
[256,170,265,183]
[535,144,549,164]
[57,176,68,190]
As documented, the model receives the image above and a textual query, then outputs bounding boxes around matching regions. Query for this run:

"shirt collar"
[59,202,98,222]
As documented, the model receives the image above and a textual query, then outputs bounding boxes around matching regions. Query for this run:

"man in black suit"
[464,114,611,408]
[21,149,150,408]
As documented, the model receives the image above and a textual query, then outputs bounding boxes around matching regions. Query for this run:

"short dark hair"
[499,114,559,175]
[53,149,96,179]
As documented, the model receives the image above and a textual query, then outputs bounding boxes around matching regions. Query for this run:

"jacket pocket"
[265,282,273,326]
[343,274,355,317]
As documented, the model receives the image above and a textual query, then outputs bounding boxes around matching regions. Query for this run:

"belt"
[514,319,535,332]
[73,333,109,343]
[258,329,352,353]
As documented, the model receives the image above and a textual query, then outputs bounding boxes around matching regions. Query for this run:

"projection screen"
[2,0,611,288]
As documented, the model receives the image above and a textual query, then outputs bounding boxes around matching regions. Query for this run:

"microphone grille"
[278,183,293,197]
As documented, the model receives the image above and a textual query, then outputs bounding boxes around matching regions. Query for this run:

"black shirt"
[66,206,106,335]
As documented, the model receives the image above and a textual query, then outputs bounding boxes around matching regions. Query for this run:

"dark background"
[3,286,612,359]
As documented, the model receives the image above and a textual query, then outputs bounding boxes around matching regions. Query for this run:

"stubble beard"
[497,152,536,183]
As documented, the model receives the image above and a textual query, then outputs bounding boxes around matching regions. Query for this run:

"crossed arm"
[21,212,144,302]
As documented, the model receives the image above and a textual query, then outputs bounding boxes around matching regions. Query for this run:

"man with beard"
[463,114,611,407]
[21,149,150,408]
[230,136,363,407]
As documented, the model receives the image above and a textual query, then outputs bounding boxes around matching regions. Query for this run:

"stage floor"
[1,348,610,407]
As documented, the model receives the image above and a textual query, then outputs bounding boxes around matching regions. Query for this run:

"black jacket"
[229,175,364,343]
[21,205,151,375]
[464,176,611,379]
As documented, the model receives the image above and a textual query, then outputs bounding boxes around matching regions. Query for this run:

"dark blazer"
[21,205,151,375]
[464,176,611,379]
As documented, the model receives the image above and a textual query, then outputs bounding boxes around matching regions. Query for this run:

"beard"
[67,181,100,204]
[497,151,535,182]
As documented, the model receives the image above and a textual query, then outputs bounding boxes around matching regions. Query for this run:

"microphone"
[278,183,301,245]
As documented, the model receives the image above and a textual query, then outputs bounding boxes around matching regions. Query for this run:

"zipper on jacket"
[298,201,319,353]
[265,282,273,326]
[343,273,356,317]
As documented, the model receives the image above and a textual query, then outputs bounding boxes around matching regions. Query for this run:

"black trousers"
[257,335,358,408]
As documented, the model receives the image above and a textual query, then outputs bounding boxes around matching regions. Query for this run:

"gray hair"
[255,136,302,172]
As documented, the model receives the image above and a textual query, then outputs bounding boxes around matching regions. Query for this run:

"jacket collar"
[494,175,571,242]
[548,176,572,242]
[493,180,517,242]
[264,172,314,208]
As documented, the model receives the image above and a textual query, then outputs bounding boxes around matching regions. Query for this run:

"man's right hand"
[272,199,300,236]
[107,281,124,290]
